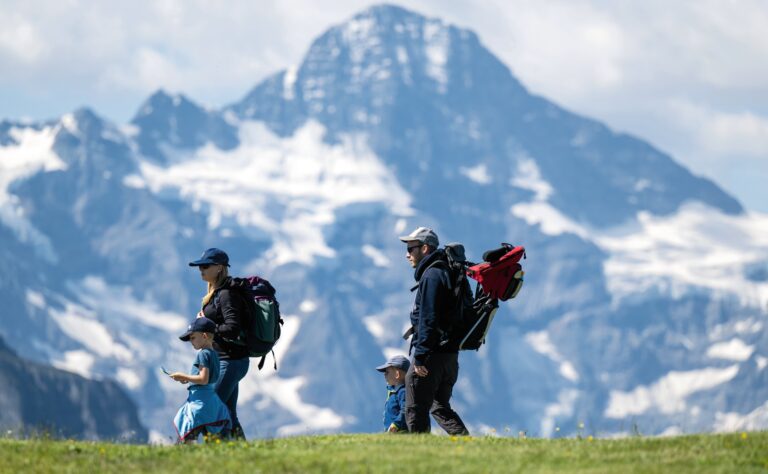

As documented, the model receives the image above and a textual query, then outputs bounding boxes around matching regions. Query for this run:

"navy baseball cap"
[189,248,230,267]
[376,355,411,372]
[179,317,217,341]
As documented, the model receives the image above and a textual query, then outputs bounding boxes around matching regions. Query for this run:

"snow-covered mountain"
[1,4,766,441]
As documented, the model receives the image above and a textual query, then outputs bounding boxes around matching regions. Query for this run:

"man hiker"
[399,226,469,435]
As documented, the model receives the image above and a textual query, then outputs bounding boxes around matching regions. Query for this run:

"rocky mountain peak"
[131,89,238,162]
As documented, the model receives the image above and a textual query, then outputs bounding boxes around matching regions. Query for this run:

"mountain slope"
[0,336,146,441]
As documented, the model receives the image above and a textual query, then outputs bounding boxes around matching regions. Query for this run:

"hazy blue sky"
[2,0,766,211]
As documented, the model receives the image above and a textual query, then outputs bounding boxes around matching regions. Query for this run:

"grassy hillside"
[2,432,766,473]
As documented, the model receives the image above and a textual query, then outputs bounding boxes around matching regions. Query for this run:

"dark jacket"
[383,384,407,431]
[409,249,457,365]
[201,277,249,360]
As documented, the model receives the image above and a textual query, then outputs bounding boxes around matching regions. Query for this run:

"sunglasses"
[199,264,212,270]
[407,244,422,254]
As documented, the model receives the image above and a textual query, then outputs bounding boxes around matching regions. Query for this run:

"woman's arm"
[215,288,245,339]
[170,367,209,385]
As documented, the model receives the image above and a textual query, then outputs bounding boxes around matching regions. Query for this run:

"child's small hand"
[170,373,189,384]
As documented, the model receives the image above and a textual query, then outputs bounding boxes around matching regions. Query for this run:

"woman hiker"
[189,247,250,439]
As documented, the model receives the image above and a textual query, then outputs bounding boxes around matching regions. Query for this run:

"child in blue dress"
[170,317,231,443]
[375,355,410,433]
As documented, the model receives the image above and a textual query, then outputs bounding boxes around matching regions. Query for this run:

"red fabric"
[466,246,525,300]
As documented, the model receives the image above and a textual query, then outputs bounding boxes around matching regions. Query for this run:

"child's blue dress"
[173,348,231,442]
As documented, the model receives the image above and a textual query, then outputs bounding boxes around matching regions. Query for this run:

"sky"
[1,0,767,212]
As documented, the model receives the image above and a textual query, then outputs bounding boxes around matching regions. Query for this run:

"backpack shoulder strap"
[424,258,457,290]
[412,258,450,290]
[421,258,449,278]
[426,259,448,271]
[222,279,251,306]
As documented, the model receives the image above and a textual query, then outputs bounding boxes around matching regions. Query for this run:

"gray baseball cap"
[376,355,411,372]
[398,226,439,248]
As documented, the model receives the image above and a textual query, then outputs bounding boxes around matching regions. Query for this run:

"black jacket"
[201,277,249,360]
[409,249,458,365]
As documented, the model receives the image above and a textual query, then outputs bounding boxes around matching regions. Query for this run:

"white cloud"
[665,99,768,159]
[485,0,627,96]
[705,111,768,157]
[0,15,47,63]
[103,47,185,93]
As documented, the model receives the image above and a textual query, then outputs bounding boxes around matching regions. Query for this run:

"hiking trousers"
[216,357,249,439]
[405,352,469,435]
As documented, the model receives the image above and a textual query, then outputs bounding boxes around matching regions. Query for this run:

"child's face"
[188,332,210,350]
[384,366,403,385]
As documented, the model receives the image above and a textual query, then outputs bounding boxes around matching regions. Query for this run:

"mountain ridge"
[0,335,147,441]
[224,4,743,229]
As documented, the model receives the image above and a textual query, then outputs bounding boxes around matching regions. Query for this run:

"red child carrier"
[466,244,526,301]
[425,242,525,352]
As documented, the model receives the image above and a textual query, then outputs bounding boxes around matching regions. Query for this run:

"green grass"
[1,432,766,473]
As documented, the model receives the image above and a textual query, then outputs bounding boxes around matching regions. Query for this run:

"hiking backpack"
[228,276,284,370]
[440,242,526,351]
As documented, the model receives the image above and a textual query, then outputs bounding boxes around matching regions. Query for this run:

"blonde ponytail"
[201,266,230,308]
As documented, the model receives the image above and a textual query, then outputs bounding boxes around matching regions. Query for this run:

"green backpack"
[229,276,283,370]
